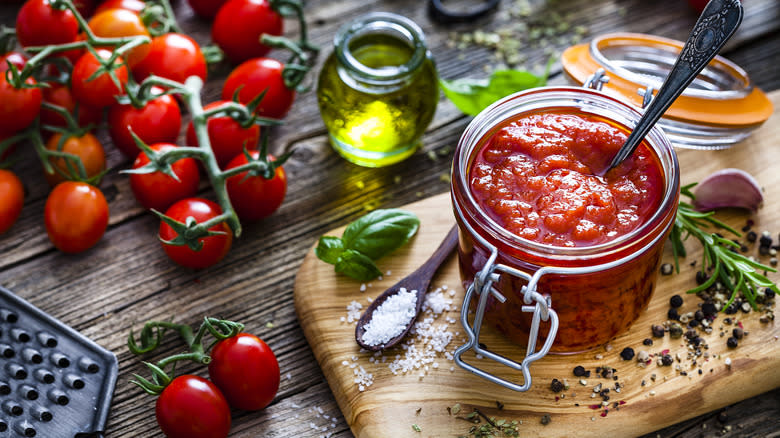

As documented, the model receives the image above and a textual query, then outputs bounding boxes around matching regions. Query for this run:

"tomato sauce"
[470,112,664,247]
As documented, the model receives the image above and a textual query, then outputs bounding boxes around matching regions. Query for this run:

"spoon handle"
[606,0,743,171]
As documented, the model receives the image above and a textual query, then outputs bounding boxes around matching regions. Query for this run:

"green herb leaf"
[342,209,420,260]
[334,249,384,282]
[439,69,548,116]
[315,236,345,264]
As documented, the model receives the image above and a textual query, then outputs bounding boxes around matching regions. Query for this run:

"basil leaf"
[342,209,420,260]
[335,249,383,281]
[315,236,345,264]
[439,69,548,116]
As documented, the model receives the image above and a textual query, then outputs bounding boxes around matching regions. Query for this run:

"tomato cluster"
[0,0,312,268]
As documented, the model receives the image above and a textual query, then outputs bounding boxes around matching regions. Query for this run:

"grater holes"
[0,343,14,358]
[35,332,57,349]
[13,420,36,437]
[33,369,54,385]
[49,353,70,368]
[11,328,30,343]
[64,374,85,390]
[0,308,17,323]
[21,348,42,364]
[78,357,100,373]
[3,399,23,416]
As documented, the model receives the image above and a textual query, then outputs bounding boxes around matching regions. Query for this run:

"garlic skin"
[693,168,763,212]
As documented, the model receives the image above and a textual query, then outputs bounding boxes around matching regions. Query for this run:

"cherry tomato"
[44,132,106,186]
[212,0,282,64]
[0,52,27,73]
[0,169,24,235]
[132,33,207,84]
[95,0,145,14]
[130,143,200,211]
[0,74,42,136]
[185,101,260,168]
[74,0,97,17]
[108,87,182,158]
[187,0,227,18]
[160,198,232,269]
[156,375,230,438]
[40,84,103,129]
[44,181,108,253]
[208,333,280,410]
[225,151,286,221]
[16,0,80,48]
[71,49,129,109]
[88,8,150,68]
[222,58,294,119]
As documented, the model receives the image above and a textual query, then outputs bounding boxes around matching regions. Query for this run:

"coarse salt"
[361,288,417,347]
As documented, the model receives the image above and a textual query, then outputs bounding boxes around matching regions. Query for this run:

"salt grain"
[361,288,418,346]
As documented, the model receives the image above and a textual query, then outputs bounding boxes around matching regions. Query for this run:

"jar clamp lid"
[562,32,773,149]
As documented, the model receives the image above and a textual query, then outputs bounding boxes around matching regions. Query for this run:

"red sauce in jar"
[470,112,664,247]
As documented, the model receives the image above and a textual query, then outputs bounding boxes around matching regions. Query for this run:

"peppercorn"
[701,302,717,317]
[685,329,698,340]
[759,246,770,256]
[550,378,564,393]
[573,366,586,377]
[727,337,739,348]
[732,327,744,339]
[618,347,634,361]
[759,231,772,247]
[717,411,729,424]
[669,294,683,308]
[667,308,679,321]
[651,324,665,338]
[695,271,709,285]
[746,230,757,242]
[661,354,673,366]
[725,305,738,315]
[766,288,776,299]
[688,319,699,327]
[643,338,653,346]
[660,263,673,275]
[690,336,702,347]
[694,310,704,321]
[669,323,683,339]
[541,414,551,425]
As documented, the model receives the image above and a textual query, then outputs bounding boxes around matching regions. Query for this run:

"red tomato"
[40,84,103,129]
[95,0,145,14]
[130,143,200,211]
[88,8,150,68]
[187,0,227,18]
[159,198,232,269]
[155,375,230,438]
[0,52,27,73]
[225,151,286,221]
[222,58,294,119]
[208,333,280,410]
[71,49,129,109]
[0,169,24,235]
[44,181,109,253]
[0,74,42,136]
[16,0,80,48]
[132,33,207,84]
[108,87,182,158]
[74,0,97,17]
[212,0,282,64]
[44,132,106,186]
[185,101,260,168]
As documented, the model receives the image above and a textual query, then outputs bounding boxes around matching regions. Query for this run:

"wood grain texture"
[295,92,780,438]
[0,0,777,436]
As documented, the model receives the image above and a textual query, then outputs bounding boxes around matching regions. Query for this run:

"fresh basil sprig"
[316,209,420,281]
[439,67,549,117]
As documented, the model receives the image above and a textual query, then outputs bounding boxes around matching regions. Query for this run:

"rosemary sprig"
[670,183,780,309]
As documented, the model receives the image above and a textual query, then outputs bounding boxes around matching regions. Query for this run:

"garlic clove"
[693,168,763,212]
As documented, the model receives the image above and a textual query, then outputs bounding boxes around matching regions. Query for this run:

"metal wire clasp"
[585,68,655,108]
[452,202,560,391]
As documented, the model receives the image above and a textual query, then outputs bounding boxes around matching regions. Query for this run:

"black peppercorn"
[573,366,586,377]
[691,336,702,347]
[759,245,770,256]
[685,329,698,340]
[689,319,699,327]
[652,324,665,338]
[667,308,679,321]
[661,354,673,366]
[541,414,551,425]
[732,327,744,339]
[765,288,776,299]
[669,294,683,308]
[694,310,704,321]
[660,263,673,275]
[701,302,717,317]
[695,271,709,285]
[746,230,757,242]
[550,378,564,393]
[643,338,653,346]
[717,411,729,424]
[725,305,738,315]
[727,337,739,348]
[759,231,772,247]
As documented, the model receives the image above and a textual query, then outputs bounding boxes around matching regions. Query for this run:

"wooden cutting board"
[294,91,780,438]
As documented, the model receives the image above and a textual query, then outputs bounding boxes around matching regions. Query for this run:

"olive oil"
[317,14,438,167]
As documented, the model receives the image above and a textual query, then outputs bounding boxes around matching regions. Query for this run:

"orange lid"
[562,33,773,129]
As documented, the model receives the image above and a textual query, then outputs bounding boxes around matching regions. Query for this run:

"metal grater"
[0,286,118,437]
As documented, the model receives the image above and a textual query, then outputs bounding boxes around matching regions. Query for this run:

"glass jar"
[316,12,438,167]
[450,86,680,391]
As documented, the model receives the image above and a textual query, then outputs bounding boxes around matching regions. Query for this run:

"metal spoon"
[355,225,458,351]
[605,0,743,173]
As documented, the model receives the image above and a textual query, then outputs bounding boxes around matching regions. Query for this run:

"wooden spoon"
[355,225,459,351]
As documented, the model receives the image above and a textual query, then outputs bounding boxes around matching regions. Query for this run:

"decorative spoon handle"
[606,0,743,172]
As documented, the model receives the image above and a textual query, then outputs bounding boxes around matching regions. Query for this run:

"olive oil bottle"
[317,13,438,167]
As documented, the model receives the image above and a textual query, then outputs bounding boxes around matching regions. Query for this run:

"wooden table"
[1,0,778,436]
